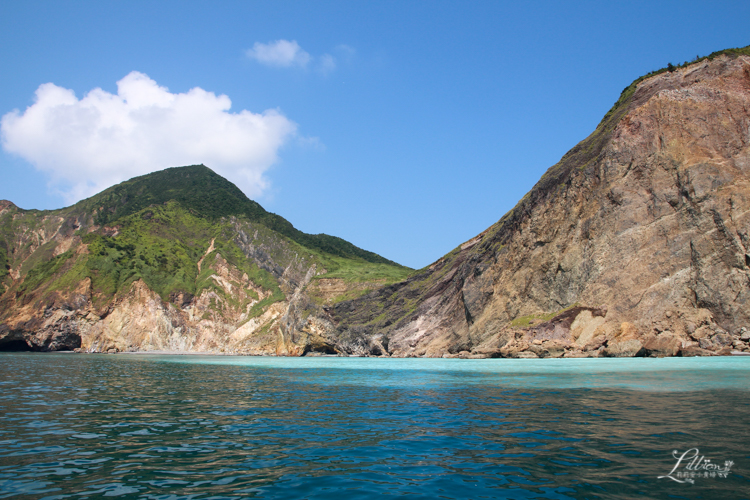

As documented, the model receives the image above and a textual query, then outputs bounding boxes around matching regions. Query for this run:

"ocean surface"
[0,354,748,499]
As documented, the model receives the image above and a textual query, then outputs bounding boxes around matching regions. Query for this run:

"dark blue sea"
[0,354,748,499]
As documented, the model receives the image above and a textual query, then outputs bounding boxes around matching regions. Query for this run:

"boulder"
[699,338,714,350]
[691,325,713,340]
[583,334,607,352]
[641,332,682,357]
[712,332,733,347]
[602,339,643,357]
[528,340,567,358]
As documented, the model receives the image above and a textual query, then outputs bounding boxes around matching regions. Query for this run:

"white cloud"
[1,72,298,204]
[246,40,311,68]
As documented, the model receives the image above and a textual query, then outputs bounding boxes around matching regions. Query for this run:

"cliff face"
[327,52,750,358]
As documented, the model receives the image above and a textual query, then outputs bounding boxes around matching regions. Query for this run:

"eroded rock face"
[0,209,341,354]
[327,54,750,358]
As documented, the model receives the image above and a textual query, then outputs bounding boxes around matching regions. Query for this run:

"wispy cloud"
[0,72,298,203]
[334,44,356,62]
[318,54,337,75]
[245,39,311,68]
[246,40,354,74]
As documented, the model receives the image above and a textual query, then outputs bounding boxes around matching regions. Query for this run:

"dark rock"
[712,332,733,347]
[471,348,503,358]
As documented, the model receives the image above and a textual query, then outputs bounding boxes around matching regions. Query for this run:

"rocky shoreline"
[68,315,750,359]
[64,348,750,358]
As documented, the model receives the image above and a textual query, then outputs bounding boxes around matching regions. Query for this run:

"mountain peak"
[78,164,265,226]
[73,164,403,267]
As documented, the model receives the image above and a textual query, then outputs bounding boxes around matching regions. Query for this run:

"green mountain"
[0,166,410,353]
[80,164,400,266]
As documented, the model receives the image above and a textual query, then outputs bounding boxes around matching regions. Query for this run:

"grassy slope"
[1,178,411,315]
[6,202,288,315]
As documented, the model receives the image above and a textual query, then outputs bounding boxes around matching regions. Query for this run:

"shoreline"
[6,349,750,358]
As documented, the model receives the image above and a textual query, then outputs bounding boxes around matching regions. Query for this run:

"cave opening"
[0,340,34,352]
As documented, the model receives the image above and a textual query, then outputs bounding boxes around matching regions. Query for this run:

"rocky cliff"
[3,48,750,358]
[324,48,750,358]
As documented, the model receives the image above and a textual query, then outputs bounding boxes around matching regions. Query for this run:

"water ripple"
[0,353,748,499]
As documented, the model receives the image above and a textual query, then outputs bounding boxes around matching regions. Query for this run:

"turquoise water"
[0,354,748,499]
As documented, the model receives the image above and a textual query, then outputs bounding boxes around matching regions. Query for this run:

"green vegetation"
[0,211,17,293]
[80,202,215,300]
[246,294,281,320]
[6,202,291,318]
[329,288,375,305]
[312,254,412,283]
[77,202,288,311]
[0,165,413,328]
[0,245,9,287]
[17,250,73,295]
[510,303,580,328]
[47,253,88,294]
[72,164,407,267]
[19,241,59,276]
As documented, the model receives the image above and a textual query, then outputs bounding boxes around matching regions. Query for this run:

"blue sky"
[1,1,748,269]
